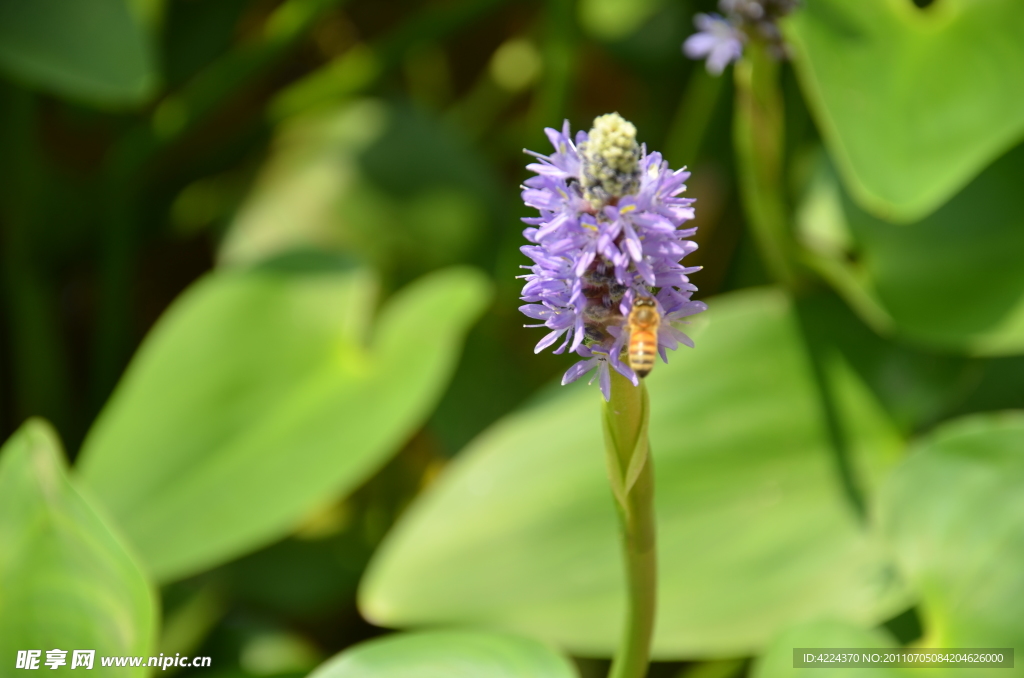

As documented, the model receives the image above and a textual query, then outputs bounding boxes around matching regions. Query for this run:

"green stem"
[603,370,656,678]
[0,86,72,436]
[733,41,800,289]
[525,0,576,146]
[793,299,866,521]
[664,66,725,167]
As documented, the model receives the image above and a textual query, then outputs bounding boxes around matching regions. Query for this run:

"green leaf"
[0,0,156,105]
[752,620,901,678]
[878,412,1024,649]
[308,629,579,678]
[0,419,156,675]
[797,144,1024,356]
[219,100,391,267]
[76,261,491,582]
[577,0,666,41]
[360,287,907,658]
[220,100,495,279]
[785,0,1024,222]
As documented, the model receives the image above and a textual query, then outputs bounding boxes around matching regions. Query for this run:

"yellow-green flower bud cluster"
[580,113,641,208]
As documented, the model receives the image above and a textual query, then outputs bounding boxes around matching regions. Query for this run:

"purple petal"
[683,32,718,58]
[598,362,612,401]
[562,357,598,385]
[534,329,565,353]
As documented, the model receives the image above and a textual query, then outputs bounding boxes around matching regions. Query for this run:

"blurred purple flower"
[683,13,745,75]
[684,0,801,73]
[519,113,706,400]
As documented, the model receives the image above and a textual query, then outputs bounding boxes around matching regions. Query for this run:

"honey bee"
[627,296,660,378]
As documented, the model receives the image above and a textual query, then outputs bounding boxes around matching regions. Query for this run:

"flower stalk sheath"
[734,40,800,288]
[602,369,656,678]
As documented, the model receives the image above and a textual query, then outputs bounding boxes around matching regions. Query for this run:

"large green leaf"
[753,620,900,678]
[878,412,1024,651]
[0,419,156,676]
[76,260,491,582]
[785,0,1024,222]
[360,287,907,658]
[308,630,579,678]
[0,0,155,105]
[797,144,1024,356]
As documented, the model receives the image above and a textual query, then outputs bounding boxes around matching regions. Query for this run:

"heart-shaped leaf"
[0,0,156,105]
[0,419,156,676]
[76,260,491,582]
[797,144,1024,356]
[878,412,1024,649]
[308,629,579,678]
[360,287,907,658]
[785,0,1024,222]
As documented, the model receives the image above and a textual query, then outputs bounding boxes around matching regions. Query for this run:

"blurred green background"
[1,0,1023,677]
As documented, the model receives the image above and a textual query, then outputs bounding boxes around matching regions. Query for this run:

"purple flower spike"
[519,113,706,400]
[683,0,802,73]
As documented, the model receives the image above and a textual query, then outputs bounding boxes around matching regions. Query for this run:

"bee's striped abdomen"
[628,330,657,378]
